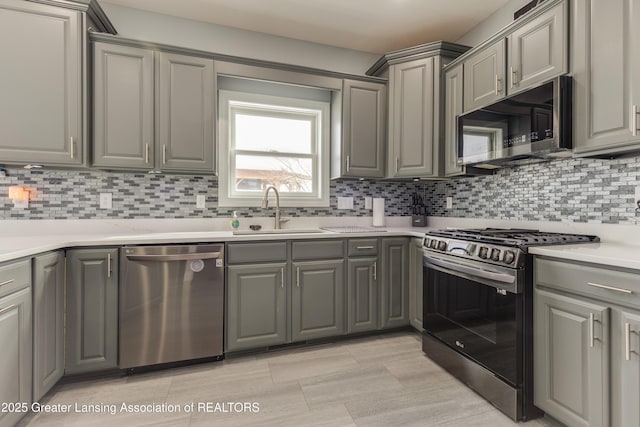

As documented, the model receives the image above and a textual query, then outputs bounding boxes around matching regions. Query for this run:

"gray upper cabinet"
[93,43,155,170]
[572,0,640,155]
[0,259,32,427]
[32,251,64,401]
[93,42,216,173]
[534,288,609,427]
[388,58,438,177]
[335,79,386,178]
[463,39,506,113]
[157,52,215,173]
[66,248,119,374]
[507,1,568,94]
[380,238,409,328]
[291,260,345,341]
[0,0,83,166]
[443,64,465,177]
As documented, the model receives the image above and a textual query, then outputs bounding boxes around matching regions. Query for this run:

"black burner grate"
[429,228,599,248]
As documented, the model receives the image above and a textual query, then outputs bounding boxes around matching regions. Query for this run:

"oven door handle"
[425,255,515,284]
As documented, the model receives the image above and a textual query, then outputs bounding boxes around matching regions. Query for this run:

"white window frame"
[218,90,330,207]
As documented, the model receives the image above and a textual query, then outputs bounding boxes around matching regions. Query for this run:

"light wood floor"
[19,332,563,426]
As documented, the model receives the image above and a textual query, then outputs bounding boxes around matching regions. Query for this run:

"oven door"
[423,252,523,386]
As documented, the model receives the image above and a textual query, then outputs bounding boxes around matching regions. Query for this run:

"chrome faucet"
[261,185,288,229]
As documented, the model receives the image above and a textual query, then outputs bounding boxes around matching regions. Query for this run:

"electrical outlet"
[337,196,354,210]
[196,194,206,209]
[446,196,453,210]
[365,197,373,209]
[99,193,112,210]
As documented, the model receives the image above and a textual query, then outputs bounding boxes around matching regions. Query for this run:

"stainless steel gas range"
[421,228,599,421]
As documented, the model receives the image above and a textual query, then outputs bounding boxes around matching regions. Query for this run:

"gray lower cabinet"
[334,79,386,178]
[226,263,287,352]
[347,258,378,333]
[66,248,118,374]
[32,252,64,401]
[380,238,409,328]
[614,309,640,427]
[0,259,32,427]
[93,42,216,173]
[0,0,83,166]
[408,238,423,331]
[291,260,345,341]
[572,0,640,155]
[534,288,609,427]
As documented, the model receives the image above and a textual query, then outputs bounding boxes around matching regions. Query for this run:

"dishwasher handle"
[126,252,222,262]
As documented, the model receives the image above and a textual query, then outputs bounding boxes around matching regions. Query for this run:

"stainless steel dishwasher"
[119,244,224,369]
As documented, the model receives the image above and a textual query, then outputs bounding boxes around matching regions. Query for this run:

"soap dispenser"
[231,211,240,229]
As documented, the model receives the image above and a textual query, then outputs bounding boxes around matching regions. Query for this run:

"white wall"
[456,0,531,47]
[100,3,380,76]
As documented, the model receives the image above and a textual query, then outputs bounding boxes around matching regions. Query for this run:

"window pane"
[235,155,313,193]
[235,114,313,154]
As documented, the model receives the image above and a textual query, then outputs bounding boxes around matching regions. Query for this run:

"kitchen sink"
[232,228,327,235]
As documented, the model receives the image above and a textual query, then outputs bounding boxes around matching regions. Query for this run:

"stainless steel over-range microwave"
[457,76,572,167]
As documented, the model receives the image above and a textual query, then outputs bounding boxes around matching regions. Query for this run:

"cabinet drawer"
[292,240,344,260]
[535,257,640,309]
[0,258,31,298]
[227,242,287,264]
[347,239,378,257]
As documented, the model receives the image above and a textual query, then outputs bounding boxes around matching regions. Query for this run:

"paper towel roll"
[372,198,385,227]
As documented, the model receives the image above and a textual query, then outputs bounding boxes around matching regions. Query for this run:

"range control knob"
[437,241,447,251]
[478,246,489,259]
[503,250,516,265]
[490,248,501,261]
[430,239,438,249]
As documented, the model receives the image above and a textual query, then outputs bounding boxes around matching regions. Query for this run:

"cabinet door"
[463,39,505,113]
[157,52,215,173]
[93,42,154,169]
[0,287,31,427]
[380,238,409,329]
[443,64,464,177]
[508,1,567,93]
[66,249,119,374]
[572,0,640,154]
[341,79,386,178]
[389,58,437,177]
[0,0,82,165]
[347,258,378,333]
[408,238,423,331]
[534,288,609,427]
[292,260,345,341]
[614,309,640,427]
[32,252,64,401]
[226,264,287,352]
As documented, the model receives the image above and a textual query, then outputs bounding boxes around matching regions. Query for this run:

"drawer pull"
[0,279,15,288]
[0,305,15,316]
[356,246,375,250]
[587,282,633,294]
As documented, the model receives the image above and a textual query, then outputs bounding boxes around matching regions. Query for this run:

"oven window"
[423,264,521,385]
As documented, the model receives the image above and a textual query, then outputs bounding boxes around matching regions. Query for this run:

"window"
[219,90,330,207]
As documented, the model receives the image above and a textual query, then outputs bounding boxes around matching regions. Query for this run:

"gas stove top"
[423,228,599,268]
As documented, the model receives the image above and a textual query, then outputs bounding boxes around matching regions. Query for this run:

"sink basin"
[233,228,327,235]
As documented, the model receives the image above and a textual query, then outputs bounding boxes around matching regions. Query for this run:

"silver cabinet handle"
[0,305,15,316]
[590,312,595,348]
[346,155,350,172]
[145,143,150,164]
[107,254,111,278]
[280,268,284,288]
[373,261,377,281]
[587,282,633,294]
[356,246,375,250]
[296,266,300,288]
[510,67,518,87]
[633,104,638,137]
[126,252,221,262]
[162,144,167,164]
[395,157,399,174]
[626,322,632,361]
[495,75,500,95]
[70,137,75,159]
[0,279,15,288]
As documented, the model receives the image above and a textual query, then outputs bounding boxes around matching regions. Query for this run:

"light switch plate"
[196,194,206,209]
[99,193,112,210]
[337,196,354,210]
[446,196,453,210]
[365,197,373,209]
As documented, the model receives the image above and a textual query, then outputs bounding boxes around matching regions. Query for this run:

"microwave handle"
[424,254,515,284]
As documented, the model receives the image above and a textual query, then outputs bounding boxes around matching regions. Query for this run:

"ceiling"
[99,0,512,54]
